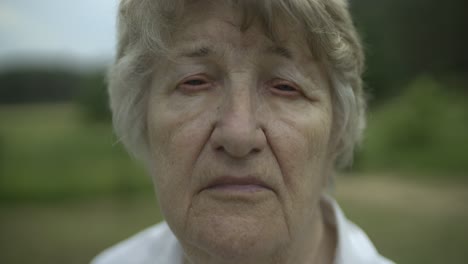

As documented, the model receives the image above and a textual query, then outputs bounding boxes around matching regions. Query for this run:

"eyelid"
[268,78,302,96]
[177,74,214,92]
[180,74,210,83]
[270,79,299,89]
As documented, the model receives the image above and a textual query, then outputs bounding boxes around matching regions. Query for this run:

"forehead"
[168,1,313,59]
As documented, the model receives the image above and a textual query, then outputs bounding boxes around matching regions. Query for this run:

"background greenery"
[1,0,467,263]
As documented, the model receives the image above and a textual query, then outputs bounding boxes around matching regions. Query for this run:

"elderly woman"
[93,0,394,263]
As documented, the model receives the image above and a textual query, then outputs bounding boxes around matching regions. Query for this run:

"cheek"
[148,108,211,188]
[146,92,218,220]
[270,104,332,160]
[262,112,332,238]
[147,89,218,169]
[265,104,333,193]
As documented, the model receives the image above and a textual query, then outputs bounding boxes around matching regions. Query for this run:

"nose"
[211,88,266,158]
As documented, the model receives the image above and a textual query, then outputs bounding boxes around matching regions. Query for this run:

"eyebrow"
[181,47,212,58]
[265,45,293,60]
[178,45,293,60]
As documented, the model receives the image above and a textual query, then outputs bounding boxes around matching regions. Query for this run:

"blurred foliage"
[0,68,81,104]
[0,68,111,122]
[0,133,4,176]
[356,76,468,176]
[0,104,150,203]
[74,72,112,122]
[350,0,468,105]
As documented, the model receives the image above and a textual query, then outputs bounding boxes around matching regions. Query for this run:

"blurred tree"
[351,0,468,105]
[0,134,3,175]
[358,76,468,175]
[0,67,111,122]
[75,72,111,122]
[0,68,81,104]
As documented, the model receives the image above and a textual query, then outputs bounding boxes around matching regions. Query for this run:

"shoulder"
[91,222,183,264]
[338,219,395,264]
[322,196,396,264]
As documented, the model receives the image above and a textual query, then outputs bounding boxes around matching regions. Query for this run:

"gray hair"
[108,0,366,168]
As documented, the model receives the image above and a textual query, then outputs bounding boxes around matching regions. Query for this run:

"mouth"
[202,176,272,193]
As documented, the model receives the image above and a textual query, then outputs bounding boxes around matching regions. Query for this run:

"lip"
[202,176,272,192]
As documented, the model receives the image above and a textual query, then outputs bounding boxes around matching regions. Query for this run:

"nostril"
[216,146,224,152]
[252,148,261,153]
[213,143,260,157]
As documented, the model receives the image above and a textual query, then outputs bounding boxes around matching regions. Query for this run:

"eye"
[268,79,301,97]
[177,75,213,92]
[274,84,296,92]
[185,79,206,86]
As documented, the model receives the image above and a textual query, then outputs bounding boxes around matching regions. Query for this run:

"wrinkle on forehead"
[167,0,316,58]
[169,20,315,65]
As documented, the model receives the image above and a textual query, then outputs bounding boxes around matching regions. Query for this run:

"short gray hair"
[108,0,366,168]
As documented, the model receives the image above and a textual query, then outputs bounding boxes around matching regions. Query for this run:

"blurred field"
[336,175,468,264]
[0,104,150,201]
[0,104,467,264]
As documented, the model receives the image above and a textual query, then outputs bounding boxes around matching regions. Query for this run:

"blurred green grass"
[0,104,151,202]
[336,174,468,264]
[0,103,467,264]
[0,194,162,264]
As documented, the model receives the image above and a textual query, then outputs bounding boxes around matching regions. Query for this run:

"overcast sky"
[0,0,118,68]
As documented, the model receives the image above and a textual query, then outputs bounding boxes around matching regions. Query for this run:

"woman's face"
[147,1,334,262]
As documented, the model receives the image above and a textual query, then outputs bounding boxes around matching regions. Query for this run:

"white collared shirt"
[91,197,395,264]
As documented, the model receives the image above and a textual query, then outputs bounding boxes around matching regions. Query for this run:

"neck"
[183,201,336,264]
[288,203,336,264]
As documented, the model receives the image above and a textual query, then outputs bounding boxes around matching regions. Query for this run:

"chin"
[185,209,288,262]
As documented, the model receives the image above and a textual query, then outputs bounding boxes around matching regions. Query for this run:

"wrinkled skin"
[147,2,336,264]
